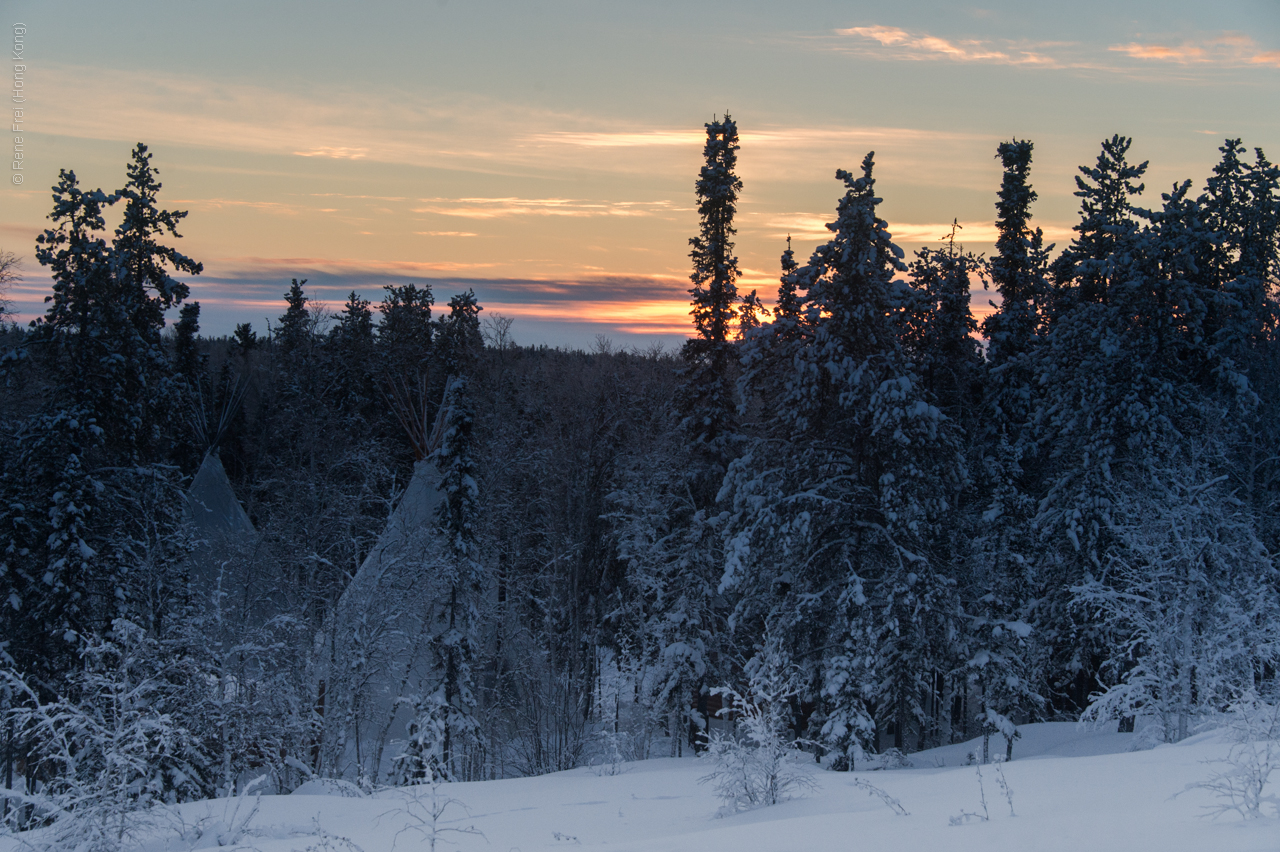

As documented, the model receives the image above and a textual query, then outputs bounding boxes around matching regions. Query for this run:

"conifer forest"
[2,122,1279,813]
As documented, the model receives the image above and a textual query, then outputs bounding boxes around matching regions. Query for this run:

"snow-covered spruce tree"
[982,140,1052,372]
[1197,141,1280,546]
[606,433,725,758]
[0,148,201,687]
[900,239,1029,749]
[680,114,742,448]
[377,282,437,453]
[276,278,312,356]
[436,290,483,379]
[329,291,377,420]
[1050,135,1149,306]
[606,116,744,759]
[1034,139,1265,716]
[963,139,1065,718]
[172,302,203,388]
[901,241,983,428]
[112,143,203,456]
[1202,139,1279,364]
[419,375,483,780]
[722,154,965,763]
[379,282,435,376]
[735,237,813,447]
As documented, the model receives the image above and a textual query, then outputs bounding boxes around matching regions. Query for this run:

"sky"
[1,0,1277,350]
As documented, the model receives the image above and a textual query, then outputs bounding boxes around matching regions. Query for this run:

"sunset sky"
[3,0,1277,348]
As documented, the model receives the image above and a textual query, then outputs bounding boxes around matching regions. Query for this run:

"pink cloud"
[1110,33,1280,69]
[835,26,1058,66]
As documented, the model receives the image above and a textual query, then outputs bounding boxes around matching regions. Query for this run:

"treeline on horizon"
[0,123,1278,809]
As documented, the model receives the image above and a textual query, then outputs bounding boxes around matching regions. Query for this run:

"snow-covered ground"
[5,723,1278,852]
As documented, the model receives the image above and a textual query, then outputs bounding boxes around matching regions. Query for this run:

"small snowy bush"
[588,729,633,776]
[698,671,817,813]
[388,780,483,852]
[1185,692,1280,820]
[1,622,210,852]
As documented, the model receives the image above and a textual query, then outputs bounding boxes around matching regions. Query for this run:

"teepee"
[319,378,455,782]
[182,367,261,595]
[182,448,262,598]
[186,451,255,542]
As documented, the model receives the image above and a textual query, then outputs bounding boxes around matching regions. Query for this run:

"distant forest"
[1,122,1278,803]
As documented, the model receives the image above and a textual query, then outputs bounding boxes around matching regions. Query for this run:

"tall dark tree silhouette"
[1051,135,1148,305]
[681,114,743,446]
[983,140,1051,369]
[1,147,201,684]
[277,279,311,355]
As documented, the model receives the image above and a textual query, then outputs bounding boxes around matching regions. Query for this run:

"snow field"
[10,723,1269,852]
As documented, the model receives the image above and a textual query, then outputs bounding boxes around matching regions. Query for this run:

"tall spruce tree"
[983,140,1051,370]
[681,114,743,446]
[277,279,311,355]
[723,154,964,762]
[1,148,201,685]
[426,374,483,779]
[1051,135,1148,305]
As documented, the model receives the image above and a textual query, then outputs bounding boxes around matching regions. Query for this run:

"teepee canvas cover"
[186,452,255,543]
[321,458,447,781]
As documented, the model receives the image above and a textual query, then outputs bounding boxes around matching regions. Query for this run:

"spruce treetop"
[688,114,742,344]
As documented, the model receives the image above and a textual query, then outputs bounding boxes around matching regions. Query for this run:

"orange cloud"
[169,198,305,215]
[833,25,1280,75]
[1110,33,1280,68]
[293,147,369,159]
[213,255,498,274]
[483,299,693,335]
[412,197,679,219]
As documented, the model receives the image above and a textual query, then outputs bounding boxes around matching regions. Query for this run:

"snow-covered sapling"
[0,624,208,852]
[994,762,1015,817]
[949,764,991,825]
[1182,692,1280,820]
[299,817,367,852]
[176,776,265,848]
[590,728,630,776]
[980,708,1020,763]
[698,670,818,813]
[389,779,484,852]
[851,778,909,816]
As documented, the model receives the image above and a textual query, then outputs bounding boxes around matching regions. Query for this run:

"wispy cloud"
[412,197,680,220]
[525,130,704,148]
[33,62,992,187]
[536,126,979,149]
[834,26,1062,66]
[830,25,1280,75]
[293,147,370,159]
[33,63,597,178]
[414,231,479,237]
[210,256,499,276]
[1110,33,1280,69]
[169,198,309,215]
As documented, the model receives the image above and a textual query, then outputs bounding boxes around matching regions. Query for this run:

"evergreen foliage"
[681,114,743,446]
[2,127,1279,818]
